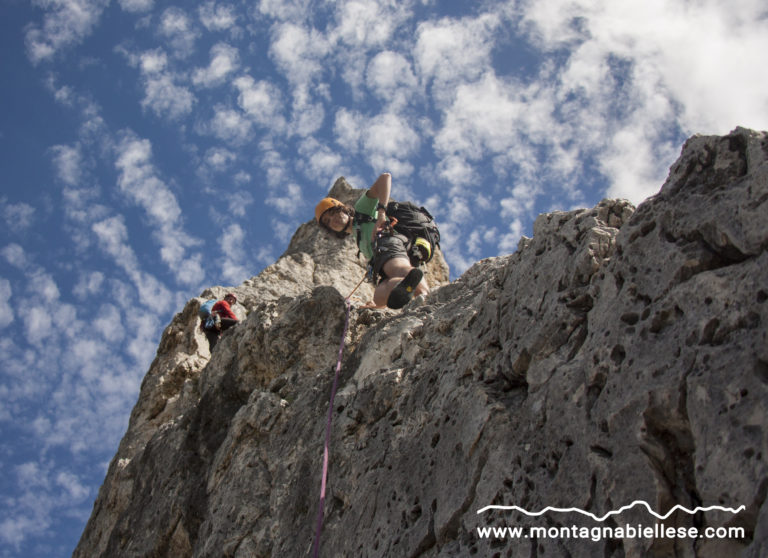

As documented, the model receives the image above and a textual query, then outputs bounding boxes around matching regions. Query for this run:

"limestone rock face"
[74,129,767,558]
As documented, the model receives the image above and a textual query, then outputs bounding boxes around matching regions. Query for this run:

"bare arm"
[367,172,391,203]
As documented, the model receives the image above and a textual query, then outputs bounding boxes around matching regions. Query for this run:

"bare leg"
[373,257,429,308]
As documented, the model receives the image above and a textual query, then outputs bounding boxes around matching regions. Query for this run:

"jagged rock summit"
[75,128,767,558]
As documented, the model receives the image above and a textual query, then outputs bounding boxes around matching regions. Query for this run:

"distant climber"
[315,172,439,309]
[201,293,239,351]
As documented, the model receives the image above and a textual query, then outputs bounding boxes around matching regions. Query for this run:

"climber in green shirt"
[315,172,429,309]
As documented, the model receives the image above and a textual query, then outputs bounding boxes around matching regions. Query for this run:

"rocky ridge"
[75,127,767,557]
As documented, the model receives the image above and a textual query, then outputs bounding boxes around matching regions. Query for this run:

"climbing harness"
[354,201,440,267]
[311,287,357,558]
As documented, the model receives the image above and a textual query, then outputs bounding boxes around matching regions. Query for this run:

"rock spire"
[75,128,767,557]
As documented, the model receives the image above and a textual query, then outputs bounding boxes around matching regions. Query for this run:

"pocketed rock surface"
[75,128,767,558]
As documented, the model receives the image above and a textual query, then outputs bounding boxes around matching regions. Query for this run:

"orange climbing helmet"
[315,198,346,222]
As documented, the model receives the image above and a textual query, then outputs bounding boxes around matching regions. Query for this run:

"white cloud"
[513,0,768,204]
[192,42,240,88]
[601,123,679,201]
[77,101,112,152]
[0,263,78,350]
[68,339,106,379]
[91,216,138,270]
[435,155,477,189]
[297,138,343,185]
[92,304,125,343]
[333,108,363,152]
[290,100,325,137]
[233,171,252,185]
[500,182,538,220]
[173,254,205,286]
[335,108,421,175]
[203,147,237,172]
[91,215,173,310]
[253,244,277,268]
[50,142,113,231]
[266,22,335,136]
[123,313,163,369]
[0,514,38,548]
[16,462,48,490]
[0,201,36,231]
[114,135,182,224]
[199,1,238,31]
[1,244,29,269]
[158,7,199,56]
[446,198,472,224]
[121,48,196,120]
[55,471,90,501]
[414,13,500,105]
[137,48,167,73]
[223,190,254,218]
[269,22,329,94]
[266,182,303,216]
[0,276,152,499]
[254,141,287,189]
[117,0,153,13]
[434,73,526,161]
[520,0,768,137]
[360,112,421,176]
[0,485,53,549]
[25,0,110,64]
[366,51,419,108]
[60,184,109,230]
[335,50,369,100]
[0,184,175,556]
[47,79,76,106]
[331,0,409,48]
[142,71,196,120]
[257,0,312,21]
[207,105,253,144]
[466,228,485,255]
[271,219,298,245]
[233,75,286,130]
[436,221,474,275]
[217,224,250,283]
[431,70,576,210]
[518,0,591,48]
[87,218,143,305]
[50,144,83,186]
[28,271,61,303]
[0,279,13,329]
[498,219,525,254]
[114,133,203,284]
[23,306,54,345]
[73,271,105,299]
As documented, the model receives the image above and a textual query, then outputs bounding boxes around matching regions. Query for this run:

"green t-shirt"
[354,193,380,260]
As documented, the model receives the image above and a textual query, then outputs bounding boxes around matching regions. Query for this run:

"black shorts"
[371,232,409,280]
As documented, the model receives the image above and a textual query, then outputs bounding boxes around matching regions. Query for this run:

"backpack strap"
[352,212,375,226]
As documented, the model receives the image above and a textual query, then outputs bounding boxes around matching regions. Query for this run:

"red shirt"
[211,300,238,320]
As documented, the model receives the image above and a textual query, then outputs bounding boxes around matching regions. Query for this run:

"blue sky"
[0,0,766,555]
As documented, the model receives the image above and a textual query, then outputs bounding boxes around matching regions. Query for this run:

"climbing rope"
[311,286,357,558]
[347,271,368,302]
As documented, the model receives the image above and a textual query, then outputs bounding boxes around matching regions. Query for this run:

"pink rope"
[311,300,352,558]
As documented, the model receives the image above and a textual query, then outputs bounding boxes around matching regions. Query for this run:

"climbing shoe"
[387,268,423,309]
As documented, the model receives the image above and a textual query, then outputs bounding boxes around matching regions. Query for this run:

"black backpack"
[356,201,441,265]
